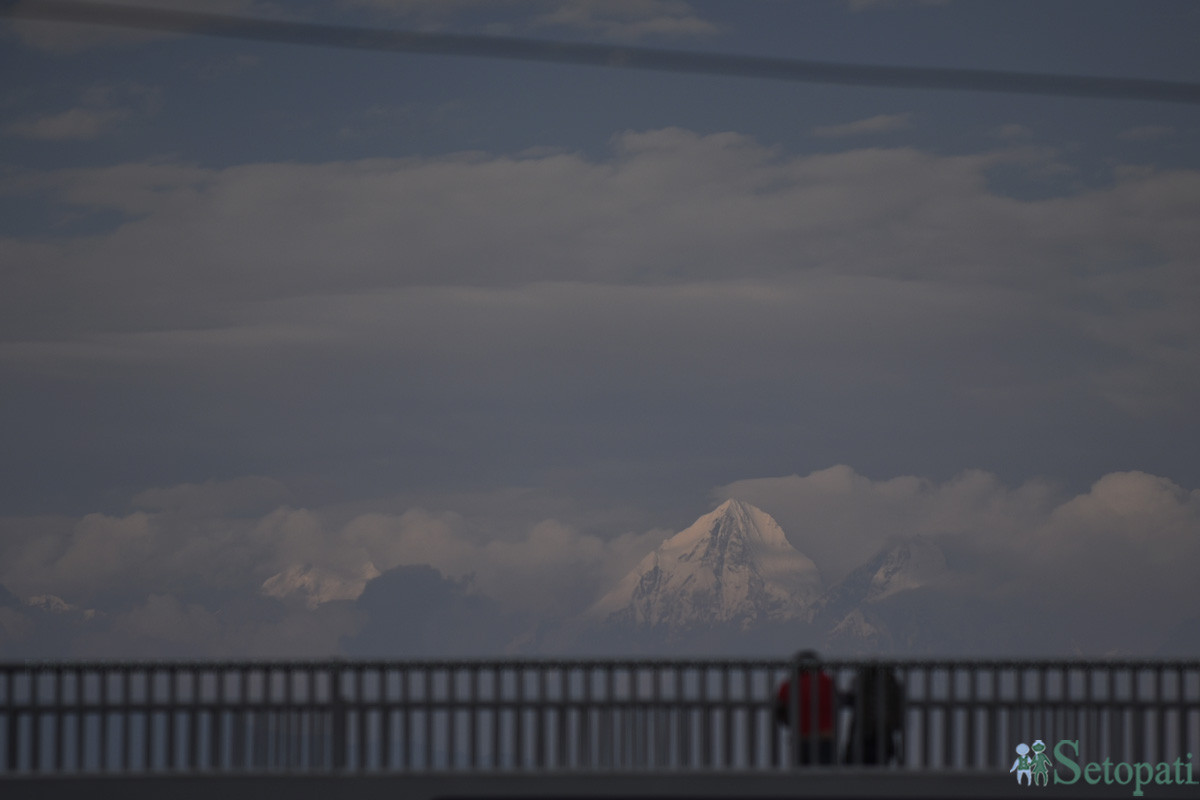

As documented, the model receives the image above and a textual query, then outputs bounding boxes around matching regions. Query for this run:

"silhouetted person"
[774,650,836,765]
[843,663,903,766]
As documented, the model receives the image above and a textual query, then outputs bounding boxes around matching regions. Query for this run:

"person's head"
[1015,743,1030,756]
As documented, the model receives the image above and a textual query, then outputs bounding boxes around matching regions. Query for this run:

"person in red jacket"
[774,650,837,764]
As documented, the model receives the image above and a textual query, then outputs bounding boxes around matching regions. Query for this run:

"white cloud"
[718,466,1200,653]
[2,130,1196,423]
[717,465,1058,583]
[9,0,285,53]
[994,123,1033,141]
[1,466,1197,656]
[5,107,127,141]
[812,113,913,138]
[1117,125,1175,142]
[4,83,160,141]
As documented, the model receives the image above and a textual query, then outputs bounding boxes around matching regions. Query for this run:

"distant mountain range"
[536,498,947,655]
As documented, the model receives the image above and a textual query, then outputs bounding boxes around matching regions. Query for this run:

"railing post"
[788,656,801,768]
[331,666,347,772]
[5,668,18,772]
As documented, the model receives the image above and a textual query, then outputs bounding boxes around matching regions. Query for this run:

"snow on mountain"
[586,499,823,631]
[817,536,946,652]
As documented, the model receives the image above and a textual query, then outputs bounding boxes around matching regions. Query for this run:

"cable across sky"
[4,0,1200,105]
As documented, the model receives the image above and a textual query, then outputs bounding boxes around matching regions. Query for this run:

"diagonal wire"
[4,0,1200,105]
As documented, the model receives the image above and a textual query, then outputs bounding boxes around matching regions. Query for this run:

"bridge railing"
[3,659,1198,775]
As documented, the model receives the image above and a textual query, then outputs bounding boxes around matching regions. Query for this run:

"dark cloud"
[3,135,1198,513]
[342,564,520,656]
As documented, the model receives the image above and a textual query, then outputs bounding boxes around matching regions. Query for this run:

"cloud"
[5,107,127,141]
[132,476,292,517]
[342,0,718,39]
[8,0,285,53]
[2,129,1198,519]
[342,564,519,656]
[525,1,718,40]
[717,466,1057,583]
[717,466,1200,655]
[4,83,160,141]
[812,113,913,138]
[994,123,1033,141]
[0,480,668,655]
[843,0,952,10]
[1117,125,1176,142]
[1,465,1198,656]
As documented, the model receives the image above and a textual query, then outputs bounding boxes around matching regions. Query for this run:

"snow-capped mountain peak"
[586,499,823,631]
[864,536,946,603]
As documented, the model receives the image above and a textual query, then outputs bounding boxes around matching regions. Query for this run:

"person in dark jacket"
[842,663,903,765]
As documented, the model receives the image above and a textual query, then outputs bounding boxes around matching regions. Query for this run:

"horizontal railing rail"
[3,659,1198,776]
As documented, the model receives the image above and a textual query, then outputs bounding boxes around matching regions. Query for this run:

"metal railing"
[3,659,1198,775]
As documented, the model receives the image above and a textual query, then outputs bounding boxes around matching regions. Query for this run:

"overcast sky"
[2,0,1199,659]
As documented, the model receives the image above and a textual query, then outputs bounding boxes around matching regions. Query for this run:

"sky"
[1,0,1199,659]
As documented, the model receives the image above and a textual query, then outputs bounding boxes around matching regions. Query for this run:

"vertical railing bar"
[989,667,1000,770]
[52,667,64,773]
[557,667,568,770]
[769,666,780,770]
[514,666,525,770]
[1083,665,1095,765]
[580,666,592,769]
[1039,665,1048,763]
[74,670,86,773]
[400,667,410,771]
[236,667,249,771]
[423,666,434,771]
[5,669,16,773]
[380,667,392,772]
[722,665,732,769]
[1177,666,1188,771]
[851,664,865,766]
[469,666,479,770]
[212,669,225,772]
[943,665,954,769]
[628,668,638,770]
[283,667,294,771]
[1155,666,1165,763]
[965,665,977,769]
[535,666,547,770]
[445,667,456,770]
[354,667,366,772]
[920,666,930,770]
[141,668,152,773]
[744,668,757,769]
[490,667,501,770]
[661,665,669,769]
[303,670,313,772]
[120,668,132,773]
[188,670,200,772]
[1108,667,1118,762]
[701,664,711,768]
[164,667,176,772]
[29,668,41,773]
[270,668,279,771]
[98,669,110,773]
[603,665,614,769]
